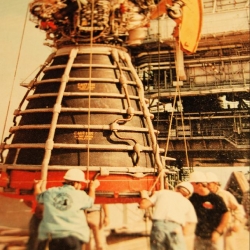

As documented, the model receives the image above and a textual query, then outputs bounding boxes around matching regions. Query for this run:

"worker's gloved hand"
[90,179,100,189]
[140,190,149,199]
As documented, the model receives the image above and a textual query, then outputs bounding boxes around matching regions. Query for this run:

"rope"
[156,16,161,134]
[164,87,178,157]
[149,169,165,193]
[177,85,190,169]
[1,5,29,143]
[173,37,190,169]
[144,208,151,249]
[86,1,95,183]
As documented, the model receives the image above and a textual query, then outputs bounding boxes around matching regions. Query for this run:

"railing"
[144,79,250,96]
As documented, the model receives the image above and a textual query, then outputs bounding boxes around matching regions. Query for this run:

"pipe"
[150,86,249,99]
[41,48,78,191]
[9,124,152,133]
[137,55,250,70]
[123,51,164,174]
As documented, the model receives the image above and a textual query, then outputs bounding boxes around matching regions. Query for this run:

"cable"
[86,1,95,183]
[174,38,190,169]
[1,5,29,143]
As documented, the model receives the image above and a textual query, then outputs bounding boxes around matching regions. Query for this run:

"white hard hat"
[176,181,194,195]
[189,171,207,183]
[206,172,219,183]
[63,169,87,182]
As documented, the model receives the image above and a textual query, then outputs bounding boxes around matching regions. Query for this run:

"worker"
[206,171,245,250]
[26,202,43,250]
[85,204,109,250]
[188,171,229,250]
[139,181,197,250]
[175,181,197,250]
[241,178,250,231]
[34,168,100,250]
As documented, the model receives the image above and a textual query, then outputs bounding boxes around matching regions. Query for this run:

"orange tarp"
[150,0,203,54]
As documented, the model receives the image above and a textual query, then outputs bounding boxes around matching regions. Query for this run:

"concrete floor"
[0,196,249,250]
[106,228,250,250]
[0,196,31,229]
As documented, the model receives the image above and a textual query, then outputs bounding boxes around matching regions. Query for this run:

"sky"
[0,0,52,141]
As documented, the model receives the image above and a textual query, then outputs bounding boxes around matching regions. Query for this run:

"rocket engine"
[0,0,181,203]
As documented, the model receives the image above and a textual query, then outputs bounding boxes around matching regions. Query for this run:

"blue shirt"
[37,184,94,242]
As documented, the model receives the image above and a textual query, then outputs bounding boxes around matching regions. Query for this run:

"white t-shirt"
[149,189,197,226]
[216,187,245,222]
